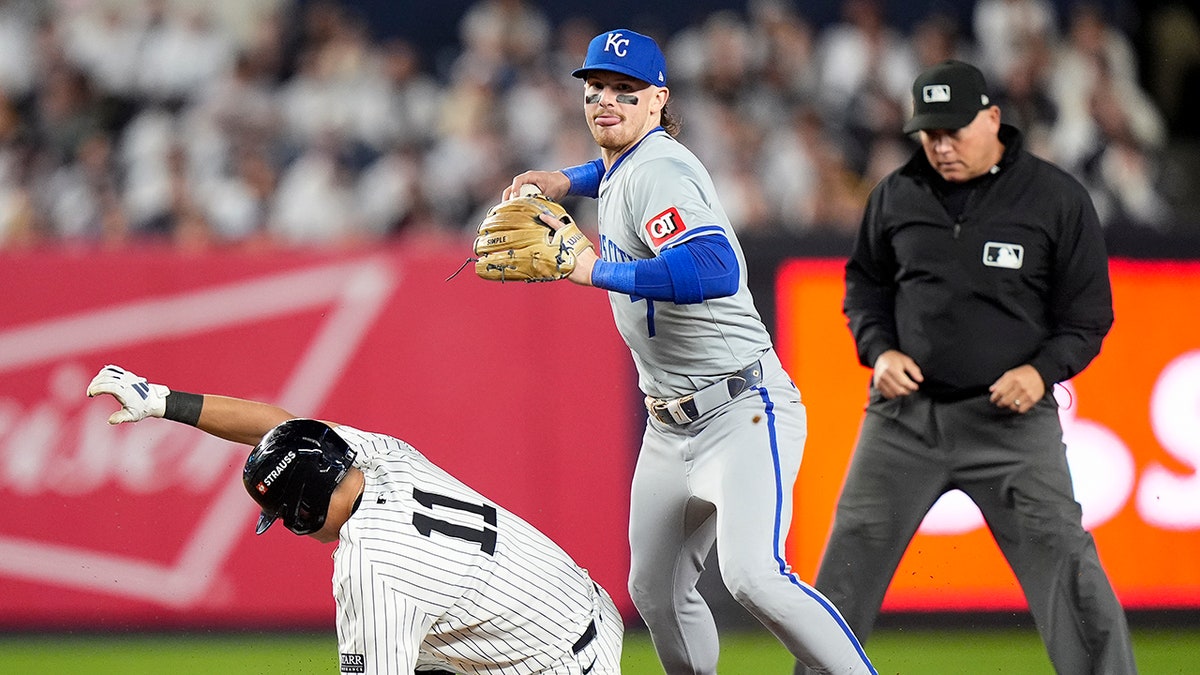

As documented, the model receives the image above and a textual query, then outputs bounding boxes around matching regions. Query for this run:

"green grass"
[0,626,1193,674]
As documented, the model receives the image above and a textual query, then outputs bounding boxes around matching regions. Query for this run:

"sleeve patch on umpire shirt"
[644,207,686,246]
[340,653,366,673]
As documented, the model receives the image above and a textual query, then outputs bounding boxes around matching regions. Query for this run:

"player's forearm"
[590,236,738,303]
[562,159,603,199]
[192,394,296,446]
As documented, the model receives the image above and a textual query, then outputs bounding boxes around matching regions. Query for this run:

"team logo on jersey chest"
[340,653,365,673]
[644,207,686,246]
[982,241,1024,269]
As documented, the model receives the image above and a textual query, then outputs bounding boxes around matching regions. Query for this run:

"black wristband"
[163,391,204,426]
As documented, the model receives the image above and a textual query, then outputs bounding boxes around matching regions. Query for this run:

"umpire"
[795,60,1137,674]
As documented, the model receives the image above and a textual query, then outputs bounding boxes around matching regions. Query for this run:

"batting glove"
[86,364,170,424]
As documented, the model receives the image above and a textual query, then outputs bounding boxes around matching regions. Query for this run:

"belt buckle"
[647,398,669,425]
[664,395,695,425]
[648,395,693,426]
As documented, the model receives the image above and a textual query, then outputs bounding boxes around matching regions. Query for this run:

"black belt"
[572,619,597,653]
[572,581,602,654]
[646,360,764,426]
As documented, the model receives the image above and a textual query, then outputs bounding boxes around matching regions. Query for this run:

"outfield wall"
[777,259,1200,613]
[1,240,1197,629]
[0,242,637,630]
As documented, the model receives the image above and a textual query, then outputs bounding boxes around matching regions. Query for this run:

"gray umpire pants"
[795,390,1137,675]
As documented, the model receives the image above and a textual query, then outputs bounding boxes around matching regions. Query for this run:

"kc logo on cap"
[605,32,631,57]
[572,28,668,86]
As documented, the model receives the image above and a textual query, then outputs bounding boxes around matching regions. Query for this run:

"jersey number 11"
[411,487,498,555]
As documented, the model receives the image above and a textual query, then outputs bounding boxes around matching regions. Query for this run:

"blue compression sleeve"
[562,159,604,198]
[590,235,739,303]
[591,258,640,294]
[663,235,739,302]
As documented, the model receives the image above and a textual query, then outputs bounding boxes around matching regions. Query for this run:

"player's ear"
[651,86,669,114]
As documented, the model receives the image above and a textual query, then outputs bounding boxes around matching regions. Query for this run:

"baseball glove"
[473,193,592,282]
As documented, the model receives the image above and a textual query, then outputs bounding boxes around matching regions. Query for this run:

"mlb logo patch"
[644,207,686,246]
[983,241,1024,269]
[923,84,952,103]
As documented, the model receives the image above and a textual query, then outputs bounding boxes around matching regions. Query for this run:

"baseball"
[518,184,542,198]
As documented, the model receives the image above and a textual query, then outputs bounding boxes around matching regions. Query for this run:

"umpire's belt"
[646,360,763,426]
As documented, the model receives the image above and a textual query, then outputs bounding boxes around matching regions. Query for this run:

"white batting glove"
[86,364,169,425]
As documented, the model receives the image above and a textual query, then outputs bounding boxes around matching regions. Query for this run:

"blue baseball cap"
[572,29,667,87]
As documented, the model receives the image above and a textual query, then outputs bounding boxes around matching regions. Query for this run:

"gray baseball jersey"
[596,129,772,399]
[330,426,622,675]
[597,129,876,674]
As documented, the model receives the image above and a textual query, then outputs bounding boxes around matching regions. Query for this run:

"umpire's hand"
[872,349,923,399]
[988,364,1045,414]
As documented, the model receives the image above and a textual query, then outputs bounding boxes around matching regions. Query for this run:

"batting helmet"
[243,418,356,535]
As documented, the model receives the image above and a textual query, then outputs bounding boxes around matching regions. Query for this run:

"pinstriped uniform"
[330,426,622,675]
[595,130,876,674]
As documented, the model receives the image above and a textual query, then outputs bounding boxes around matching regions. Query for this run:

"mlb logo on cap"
[922,84,951,103]
[572,29,668,86]
[904,60,992,133]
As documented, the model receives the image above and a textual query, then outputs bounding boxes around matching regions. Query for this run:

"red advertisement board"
[0,243,637,629]
[778,259,1200,611]
[5,245,1196,629]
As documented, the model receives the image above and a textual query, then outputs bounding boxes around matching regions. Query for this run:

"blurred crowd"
[0,0,1197,250]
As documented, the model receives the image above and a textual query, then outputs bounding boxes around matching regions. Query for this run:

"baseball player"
[86,365,622,675]
[502,30,875,675]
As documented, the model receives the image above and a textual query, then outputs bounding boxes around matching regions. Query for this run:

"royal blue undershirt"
[561,145,736,304]
[591,235,739,304]
[563,159,604,199]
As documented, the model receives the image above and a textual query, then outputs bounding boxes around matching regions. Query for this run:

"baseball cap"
[572,29,667,87]
[903,60,992,133]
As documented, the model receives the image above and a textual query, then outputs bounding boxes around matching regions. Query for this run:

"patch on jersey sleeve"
[644,207,686,246]
[340,653,366,673]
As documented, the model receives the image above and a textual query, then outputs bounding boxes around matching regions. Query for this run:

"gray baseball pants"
[629,358,874,674]
[796,390,1136,675]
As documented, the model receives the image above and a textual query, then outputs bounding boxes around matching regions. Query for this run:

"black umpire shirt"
[844,124,1114,401]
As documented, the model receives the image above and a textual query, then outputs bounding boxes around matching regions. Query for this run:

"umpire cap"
[243,419,356,535]
[904,60,992,133]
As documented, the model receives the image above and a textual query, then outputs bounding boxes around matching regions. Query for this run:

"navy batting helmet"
[243,419,356,535]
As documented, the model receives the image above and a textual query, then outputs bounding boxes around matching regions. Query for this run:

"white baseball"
[519,184,542,197]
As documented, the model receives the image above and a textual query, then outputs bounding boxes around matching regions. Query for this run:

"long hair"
[660,103,681,137]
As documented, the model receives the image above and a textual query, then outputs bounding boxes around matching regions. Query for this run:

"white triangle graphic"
[0,257,397,607]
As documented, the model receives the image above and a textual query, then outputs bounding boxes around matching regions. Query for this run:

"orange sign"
[778,259,1200,611]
